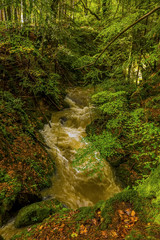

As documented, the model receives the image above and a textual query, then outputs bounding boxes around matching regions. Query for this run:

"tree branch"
[80,0,100,21]
[76,6,160,70]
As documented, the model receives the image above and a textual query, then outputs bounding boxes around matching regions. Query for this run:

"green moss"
[14,199,64,228]
[75,206,94,221]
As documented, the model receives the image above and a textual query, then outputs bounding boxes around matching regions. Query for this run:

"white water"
[40,87,121,208]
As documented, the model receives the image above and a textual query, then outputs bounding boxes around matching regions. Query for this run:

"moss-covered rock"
[14,199,64,228]
[74,189,146,231]
[100,189,147,230]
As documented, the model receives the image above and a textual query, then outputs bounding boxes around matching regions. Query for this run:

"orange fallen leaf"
[80,225,88,235]
[80,228,87,235]
[110,230,118,237]
[134,217,138,222]
[102,230,108,238]
[130,217,135,222]
[118,210,124,215]
[131,210,135,217]
[60,223,65,228]
[92,218,97,225]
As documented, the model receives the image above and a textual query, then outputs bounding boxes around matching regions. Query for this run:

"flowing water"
[40,87,121,208]
[0,218,27,240]
[0,87,121,239]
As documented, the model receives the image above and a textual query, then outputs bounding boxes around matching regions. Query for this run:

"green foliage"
[0,91,34,138]
[72,55,94,68]
[92,90,128,115]
[137,164,160,205]
[89,131,122,158]
[84,67,102,85]
[72,143,105,178]
[98,12,139,42]
[0,91,23,112]
[76,77,160,182]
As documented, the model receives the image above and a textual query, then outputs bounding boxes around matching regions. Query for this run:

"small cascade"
[40,87,121,208]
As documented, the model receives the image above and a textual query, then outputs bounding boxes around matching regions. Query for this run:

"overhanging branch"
[76,6,160,70]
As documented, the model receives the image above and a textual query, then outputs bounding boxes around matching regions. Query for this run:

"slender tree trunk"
[21,0,24,25]
[7,6,12,21]
[0,9,2,21]
[3,8,7,22]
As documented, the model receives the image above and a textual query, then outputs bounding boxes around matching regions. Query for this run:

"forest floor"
[12,198,160,240]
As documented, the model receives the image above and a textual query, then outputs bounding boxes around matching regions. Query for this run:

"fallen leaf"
[80,225,88,235]
[130,217,135,222]
[131,210,135,217]
[134,217,138,222]
[60,223,65,228]
[110,230,118,237]
[118,210,124,215]
[92,218,97,225]
[71,232,78,238]
[101,230,108,238]
[125,209,131,216]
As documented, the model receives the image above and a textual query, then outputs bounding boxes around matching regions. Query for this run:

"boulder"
[14,199,63,228]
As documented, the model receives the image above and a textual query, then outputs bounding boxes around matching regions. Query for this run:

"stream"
[40,87,121,208]
[0,87,121,240]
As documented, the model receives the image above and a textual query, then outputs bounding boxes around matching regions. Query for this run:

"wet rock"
[60,117,67,125]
